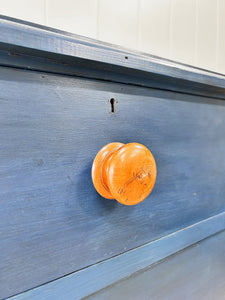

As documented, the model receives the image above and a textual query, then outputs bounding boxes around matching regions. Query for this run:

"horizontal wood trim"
[87,230,225,300]
[1,15,225,99]
[9,211,225,300]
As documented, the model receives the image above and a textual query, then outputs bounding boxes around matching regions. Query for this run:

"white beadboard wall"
[0,0,225,74]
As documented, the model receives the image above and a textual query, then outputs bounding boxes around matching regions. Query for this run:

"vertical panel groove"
[194,0,198,66]
[169,0,173,60]
[96,0,100,40]
[44,0,48,26]
[216,0,220,72]
[137,0,141,51]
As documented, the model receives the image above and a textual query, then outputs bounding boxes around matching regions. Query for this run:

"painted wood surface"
[88,229,225,300]
[1,16,225,99]
[9,212,225,300]
[1,66,225,299]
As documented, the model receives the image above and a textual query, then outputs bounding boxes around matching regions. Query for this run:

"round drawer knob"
[92,142,157,205]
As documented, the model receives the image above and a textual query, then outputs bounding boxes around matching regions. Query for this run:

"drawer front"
[1,66,225,298]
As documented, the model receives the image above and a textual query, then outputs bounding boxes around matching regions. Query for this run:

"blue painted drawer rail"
[0,15,225,300]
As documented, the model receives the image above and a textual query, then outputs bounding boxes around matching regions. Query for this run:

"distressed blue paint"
[1,66,225,299]
[1,16,225,300]
[0,15,225,99]
[9,212,225,300]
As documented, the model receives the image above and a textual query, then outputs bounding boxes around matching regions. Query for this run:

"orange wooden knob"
[92,142,157,205]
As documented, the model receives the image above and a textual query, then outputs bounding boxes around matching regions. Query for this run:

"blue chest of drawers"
[0,16,225,300]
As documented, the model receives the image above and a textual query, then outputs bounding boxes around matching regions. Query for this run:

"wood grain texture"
[1,15,225,99]
[9,212,225,300]
[87,229,225,300]
[92,142,157,205]
[1,66,225,299]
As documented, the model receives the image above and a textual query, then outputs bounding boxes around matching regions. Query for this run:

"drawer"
[1,66,225,299]
[1,16,225,300]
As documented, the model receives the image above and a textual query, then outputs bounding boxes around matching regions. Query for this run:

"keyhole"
[110,98,116,113]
